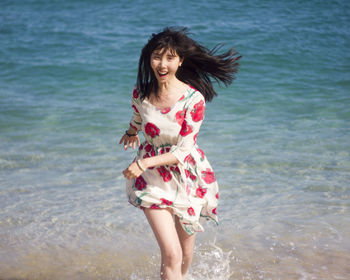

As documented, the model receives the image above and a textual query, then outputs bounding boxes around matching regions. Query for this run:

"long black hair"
[137,27,241,102]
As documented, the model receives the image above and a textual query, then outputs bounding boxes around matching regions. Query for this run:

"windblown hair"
[137,27,241,102]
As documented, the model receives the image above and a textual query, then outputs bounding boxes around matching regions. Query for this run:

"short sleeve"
[129,87,142,131]
[170,92,206,165]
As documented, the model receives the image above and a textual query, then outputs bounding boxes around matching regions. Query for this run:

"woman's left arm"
[123,152,179,179]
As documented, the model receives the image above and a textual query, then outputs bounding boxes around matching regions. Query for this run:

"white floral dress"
[126,86,219,235]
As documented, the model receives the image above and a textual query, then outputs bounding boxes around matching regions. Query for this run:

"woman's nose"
[160,57,167,68]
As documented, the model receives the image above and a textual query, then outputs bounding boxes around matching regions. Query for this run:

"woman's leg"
[175,216,196,276]
[144,208,183,280]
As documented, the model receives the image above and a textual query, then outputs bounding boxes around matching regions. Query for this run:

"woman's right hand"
[122,161,144,179]
[119,133,140,150]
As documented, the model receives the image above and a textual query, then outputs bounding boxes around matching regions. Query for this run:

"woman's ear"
[179,57,184,66]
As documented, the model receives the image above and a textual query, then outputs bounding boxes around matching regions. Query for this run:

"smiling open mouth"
[158,71,168,77]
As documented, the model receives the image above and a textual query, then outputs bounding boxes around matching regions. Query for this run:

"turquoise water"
[1,0,350,279]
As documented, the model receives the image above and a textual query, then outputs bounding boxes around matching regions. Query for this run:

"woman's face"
[150,48,183,84]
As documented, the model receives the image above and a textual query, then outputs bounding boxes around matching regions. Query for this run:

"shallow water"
[1,0,350,279]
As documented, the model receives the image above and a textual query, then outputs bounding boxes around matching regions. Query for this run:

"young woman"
[119,27,240,280]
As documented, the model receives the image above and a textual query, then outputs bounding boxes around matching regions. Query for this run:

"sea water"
[0,0,349,279]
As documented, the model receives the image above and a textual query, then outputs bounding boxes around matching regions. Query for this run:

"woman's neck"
[148,79,188,107]
[157,80,176,94]
[156,78,185,98]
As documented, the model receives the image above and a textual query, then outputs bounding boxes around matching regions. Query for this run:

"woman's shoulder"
[132,86,140,99]
[131,86,143,108]
[186,86,205,104]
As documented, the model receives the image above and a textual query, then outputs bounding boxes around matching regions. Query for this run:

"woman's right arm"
[119,127,140,150]
[119,88,142,150]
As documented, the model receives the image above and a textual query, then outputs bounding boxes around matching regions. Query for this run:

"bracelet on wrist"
[136,159,146,172]
[125,130,137,137]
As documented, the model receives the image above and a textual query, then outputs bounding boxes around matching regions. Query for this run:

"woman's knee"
[162,246,183,266]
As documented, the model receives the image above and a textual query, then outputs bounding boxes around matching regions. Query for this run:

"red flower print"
[201,168,216,184]
[189,173,197,181]
[143,153,149,159]
[129,122,138,131]
[159,147,170,154]
[157,166,172,182]
[170,165,180,174]
[132,104,139,113]
[135,176,147,190]
[184,154,196,166]
[196,186,207,198]
[145,122,160,138]
[212,208,217,215]
[187,207,195,216]
[193,133,198,144]
[185,183,191,196]
[185,169,196,181]
[175,109,186,125]
[216,192,219,199]
[161,107,171,114]
[139,144,143,150]
[191,100,205,122]
[197,148,205,160]
[145,143,153,153]
[180,120,193,136]
[179,95,185,101]
[151,204,160,209]
[133,88,139,98]
[160,198,173,206]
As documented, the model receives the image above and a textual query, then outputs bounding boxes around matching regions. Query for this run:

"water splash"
[186,238,233,280]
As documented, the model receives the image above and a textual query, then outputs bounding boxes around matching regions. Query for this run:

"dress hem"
[127,195,218,236]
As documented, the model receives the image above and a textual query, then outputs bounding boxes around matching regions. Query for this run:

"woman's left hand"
[123,161,144,179]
